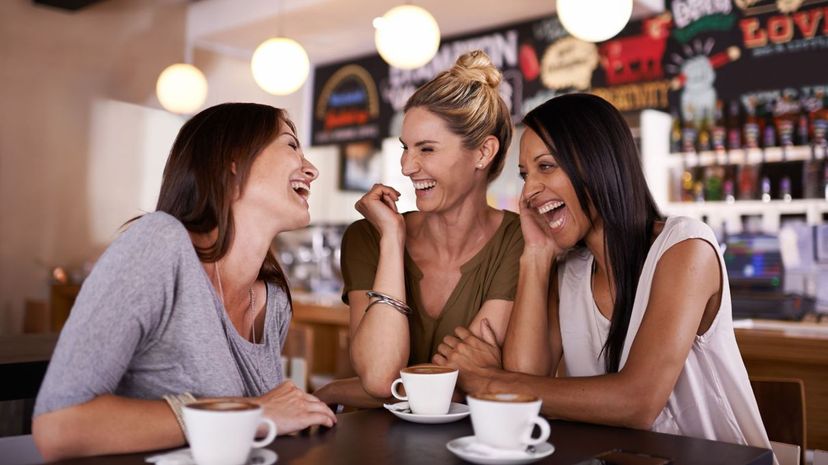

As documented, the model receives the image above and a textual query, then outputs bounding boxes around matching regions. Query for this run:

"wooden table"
[42,408,771,465]
[735,319,828,451]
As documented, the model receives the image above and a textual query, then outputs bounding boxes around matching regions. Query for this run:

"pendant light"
[556,0,633,43]
[374,4,440,69]
[155,63,208,115]
[251,1,310,95]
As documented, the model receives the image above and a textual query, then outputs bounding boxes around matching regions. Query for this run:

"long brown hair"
[523,94,662,373]
[156,102,293,295]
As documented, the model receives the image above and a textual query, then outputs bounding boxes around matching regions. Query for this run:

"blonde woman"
[315,51,521,406]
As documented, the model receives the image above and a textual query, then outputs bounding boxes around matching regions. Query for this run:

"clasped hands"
[432,318,502,395]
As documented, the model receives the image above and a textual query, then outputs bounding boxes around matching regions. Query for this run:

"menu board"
[311,0,828,147]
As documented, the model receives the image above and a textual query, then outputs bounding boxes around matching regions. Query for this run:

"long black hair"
[155,102,293,297]
[522,93,662,373]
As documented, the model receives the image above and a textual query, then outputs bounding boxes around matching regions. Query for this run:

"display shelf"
[662,199,828,232]
[667,145,823,167]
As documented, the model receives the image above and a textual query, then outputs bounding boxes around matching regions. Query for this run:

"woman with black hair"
[434,93,772,450]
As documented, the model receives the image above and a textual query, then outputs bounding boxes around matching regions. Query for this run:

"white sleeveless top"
[558,216,771,450]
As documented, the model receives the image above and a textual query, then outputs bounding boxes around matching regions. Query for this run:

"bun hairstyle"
[404,50,512,182]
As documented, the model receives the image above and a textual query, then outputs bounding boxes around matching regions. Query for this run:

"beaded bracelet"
[163,392,197,438]
[365,290,412,316]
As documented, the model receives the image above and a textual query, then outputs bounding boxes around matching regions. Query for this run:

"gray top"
[34,212,290,416]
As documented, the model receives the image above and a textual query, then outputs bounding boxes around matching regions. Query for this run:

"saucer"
[383,401,470,424]
[446,435,555,465]
[145,447,277,465]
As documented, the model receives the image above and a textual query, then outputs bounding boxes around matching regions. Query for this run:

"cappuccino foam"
[187,401,259,412]
[473,393,538,403]
[402,365,456,375]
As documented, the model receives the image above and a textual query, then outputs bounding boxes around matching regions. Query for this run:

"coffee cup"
[390,364,458,415]
[182,401,277,465]
[467,393,550,450]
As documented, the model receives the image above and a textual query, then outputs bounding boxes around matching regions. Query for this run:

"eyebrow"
[281,132,300,148]
[399,138,438,147]
[519,153,555,169]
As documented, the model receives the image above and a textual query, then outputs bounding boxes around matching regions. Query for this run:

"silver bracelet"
[163,392,197,438]
[366,290,412,316]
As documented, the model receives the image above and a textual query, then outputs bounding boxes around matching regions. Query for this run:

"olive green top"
[340,211,524,364]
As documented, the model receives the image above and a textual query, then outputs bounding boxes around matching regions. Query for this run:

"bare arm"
[313,376,390,409]
[348,185,408,398]
[33,381,337,461]
[467,299,513,345]
[503,196,564,376]
[503,251,560,376]
[33,395,183,461]
[449,239,720,429]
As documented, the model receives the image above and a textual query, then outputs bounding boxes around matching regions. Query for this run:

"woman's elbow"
[623,396,665,431]
[358,370,397,399]
[33,413,78,462]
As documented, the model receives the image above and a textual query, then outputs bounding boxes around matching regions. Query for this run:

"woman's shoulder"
[107,212,192,259]
[657,216,719,247]
[124,211,191,245]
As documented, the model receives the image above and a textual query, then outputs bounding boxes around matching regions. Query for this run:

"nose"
[521,174,544,204]
[302,157,319,181]
[400,151,419,177]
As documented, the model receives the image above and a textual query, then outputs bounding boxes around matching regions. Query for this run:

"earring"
[477,163,483,168]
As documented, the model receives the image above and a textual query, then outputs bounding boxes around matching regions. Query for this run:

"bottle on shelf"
[693,180,705,202]
[682,106,698,153]
[697,109,712,152]
[704,165,724,201]
[724,177,736,203]
[680,155,696,202]
[774,94,797,150]
[762,101,777,149]
[743,98,761,149]
[670,110,682,153]
[780,175,792,202]
[727,100,742,151]
[712,100,727,153]
[810,89,828,148]
[797,113,810,146]
[803,144,821,198]
[760,174,772,202]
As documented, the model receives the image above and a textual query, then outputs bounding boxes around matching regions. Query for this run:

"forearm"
[350,234,409,396]
[33,395,184,461]
[314,377,389,408]
[503,251,554,374]
[486,370,661,430]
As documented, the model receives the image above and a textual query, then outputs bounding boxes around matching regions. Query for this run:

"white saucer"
[446,435,554,465]
[383,401,470,424]
[145,447,277,465]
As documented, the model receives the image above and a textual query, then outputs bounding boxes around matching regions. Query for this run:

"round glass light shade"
[155,63,208,114]
[556,0,633,42]
[374,5,440,70]
[251,37,310,95]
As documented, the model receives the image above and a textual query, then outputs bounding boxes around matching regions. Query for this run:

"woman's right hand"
[518,192,563,260]
[256,380,337,434]
[355,184,405,240]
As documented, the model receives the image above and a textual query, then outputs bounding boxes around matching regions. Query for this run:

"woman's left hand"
[432,319,502,393]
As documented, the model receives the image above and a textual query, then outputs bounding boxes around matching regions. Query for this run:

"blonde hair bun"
[451,50,502,89]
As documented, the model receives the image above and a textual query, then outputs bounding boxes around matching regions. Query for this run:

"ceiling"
[189,0,665,66]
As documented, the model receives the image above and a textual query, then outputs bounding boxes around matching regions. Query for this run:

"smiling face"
[399,107,483,213]
[518,128,597,250]
[238,121,318,232]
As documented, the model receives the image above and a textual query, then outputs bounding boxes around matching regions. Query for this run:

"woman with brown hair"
[33,103,336,461]
[315,50,522,406]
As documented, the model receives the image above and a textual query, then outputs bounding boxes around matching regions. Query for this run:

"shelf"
[662,199,828,230]
[664,199,828,214]
[667,145,826,167]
